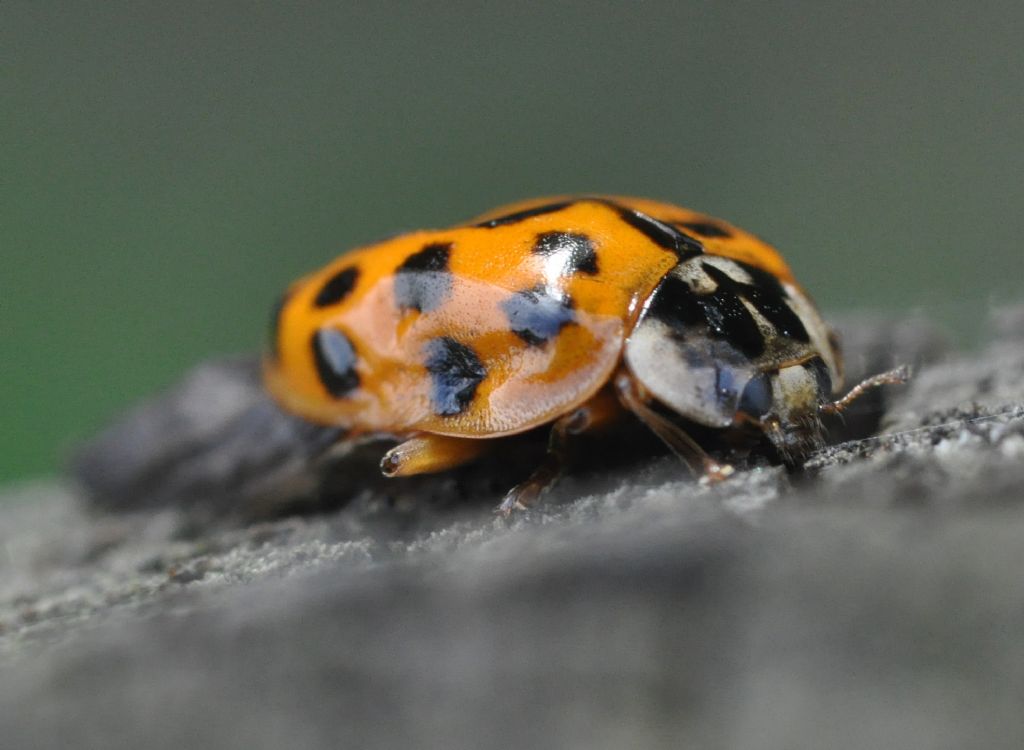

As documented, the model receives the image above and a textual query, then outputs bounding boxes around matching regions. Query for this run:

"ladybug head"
[736,358,833,465]
[740,359,910,465]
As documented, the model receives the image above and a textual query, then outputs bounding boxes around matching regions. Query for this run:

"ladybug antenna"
[819,364,911,416]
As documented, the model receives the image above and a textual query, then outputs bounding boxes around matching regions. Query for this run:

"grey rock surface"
[1,310,1023,749]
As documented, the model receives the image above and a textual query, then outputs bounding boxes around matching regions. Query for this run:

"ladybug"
[265,196,906,513]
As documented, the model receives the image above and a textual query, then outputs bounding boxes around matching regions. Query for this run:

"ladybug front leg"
[614,371,734,483]
[380,433,490,478]
[497,388,623,516]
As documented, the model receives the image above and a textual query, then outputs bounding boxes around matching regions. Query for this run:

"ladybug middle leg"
[496,388,623,516]
[614,371,734,484]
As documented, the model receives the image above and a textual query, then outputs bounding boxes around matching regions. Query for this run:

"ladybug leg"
[614,372,734,483]
[380,433,490,478]
[497,389,623,516]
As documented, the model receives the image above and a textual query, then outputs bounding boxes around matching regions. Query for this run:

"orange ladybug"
[265,196,906,513]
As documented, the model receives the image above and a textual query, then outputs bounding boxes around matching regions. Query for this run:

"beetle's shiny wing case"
[266,200,684,437]
[470,195,799,286]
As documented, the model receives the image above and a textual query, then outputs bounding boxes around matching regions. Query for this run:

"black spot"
[501,287,576,346]
[644,274,705,335]
[474,201,575,228]
[398,242,451,273]
[697,287,766,359]
[605,203,703,261]
[645,269,765,359]
[394,243,453,313]
[268,292,288,360]
[314,266,359,308]
[678,220,733,239]
[532,231,598,275]
[738,372,773,417]
[312,328,360,397]
[424,337,487,416]
[702,263,810,343]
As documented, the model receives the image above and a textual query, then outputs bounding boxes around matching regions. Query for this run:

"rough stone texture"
[2,310,1023,749]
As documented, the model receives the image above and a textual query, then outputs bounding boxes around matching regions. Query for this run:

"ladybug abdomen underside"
[265,197,803,438]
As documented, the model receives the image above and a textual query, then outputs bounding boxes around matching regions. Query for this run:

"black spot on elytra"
[702,262,810,344]
[677,220,733,239]
[268,292,288,360]
[604,202,703,261]
[532,231,598,275]
[474,201,575,228]
[501,286,576,346]
[314,266,359,308]
[312,328,360,397]
[394,243,453,313]
[424,337,487,416]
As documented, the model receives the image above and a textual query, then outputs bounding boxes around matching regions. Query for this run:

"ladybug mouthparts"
[743,360,832,465]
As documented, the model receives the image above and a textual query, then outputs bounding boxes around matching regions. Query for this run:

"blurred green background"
[4,1,1022,482]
